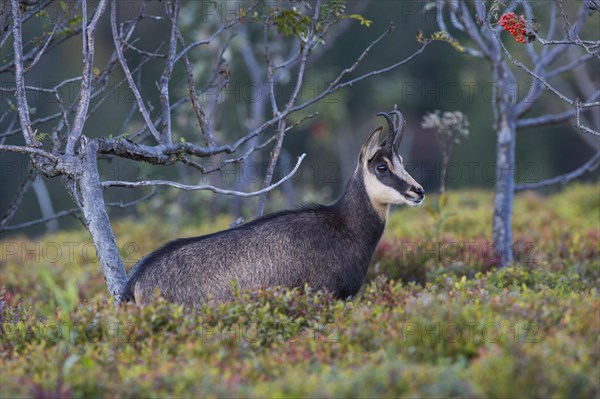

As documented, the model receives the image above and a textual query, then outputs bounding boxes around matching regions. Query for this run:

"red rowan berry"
[499,12,529,43]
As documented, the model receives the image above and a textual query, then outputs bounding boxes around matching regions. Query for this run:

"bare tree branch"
[102,154,307,198]
[1,207,80,233]
[110,0,161,143]
[257,1,322,216]
[493,29,599,109]
[123,39,167,58]
[436,0,484,57]
[0,167,37,230]
[25,6,64,72]
[0,144,60,161]
[556,0,599,56]
[0,0,77,74]
[289,41,427,115]
[174,12,242,64]
[576,99,600,137]
[66,0,108,155]
[546,53,595,79]
[9,0,38,147]
[177,32,213,146]
[157,0,180,144]
[263,23,281,117]
[515,151,600,191]
[515,1,591,116]
[517,90,600,128]
[0,188,157,233]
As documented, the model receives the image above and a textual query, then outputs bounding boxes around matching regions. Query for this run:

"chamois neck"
[334,168,387,233]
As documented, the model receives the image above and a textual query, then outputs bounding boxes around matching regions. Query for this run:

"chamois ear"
[360,126,384,162]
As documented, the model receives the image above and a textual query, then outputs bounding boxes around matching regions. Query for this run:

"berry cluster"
[499,12,528,43]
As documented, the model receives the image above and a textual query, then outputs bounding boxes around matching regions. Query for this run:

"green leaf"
[341,14,373,27]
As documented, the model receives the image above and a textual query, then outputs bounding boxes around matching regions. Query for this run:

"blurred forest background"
[1,0,598,237]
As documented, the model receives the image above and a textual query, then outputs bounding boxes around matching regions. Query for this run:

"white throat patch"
[360,160,417,220]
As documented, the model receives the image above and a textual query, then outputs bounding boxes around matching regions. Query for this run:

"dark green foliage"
[1,186,598,398]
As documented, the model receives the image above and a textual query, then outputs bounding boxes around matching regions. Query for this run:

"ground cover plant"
[1,185,599,398]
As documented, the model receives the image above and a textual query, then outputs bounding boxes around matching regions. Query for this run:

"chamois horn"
[388,110,405,149]
[376,111,396,150]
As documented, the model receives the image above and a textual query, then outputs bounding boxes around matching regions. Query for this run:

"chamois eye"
[376,164,388,173]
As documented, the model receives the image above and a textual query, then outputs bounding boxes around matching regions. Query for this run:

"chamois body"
[122,111,424,305]
[123,175,383,304]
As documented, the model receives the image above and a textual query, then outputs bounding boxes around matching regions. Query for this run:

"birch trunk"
[78,140,128,301]
[492,62,517,267]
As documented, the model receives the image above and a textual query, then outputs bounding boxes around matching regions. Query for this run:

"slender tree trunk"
[32,176,58,233]
[77,139,128,301]
[492,62,517,267]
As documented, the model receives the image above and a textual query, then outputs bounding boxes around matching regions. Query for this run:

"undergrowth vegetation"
[1,185,599,398]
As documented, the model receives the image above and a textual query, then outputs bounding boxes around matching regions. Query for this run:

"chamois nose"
[411,186,425,199]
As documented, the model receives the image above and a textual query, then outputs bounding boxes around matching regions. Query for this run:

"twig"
[518,90,600,128]
[181,112,317,176]
[173,1,249,64]
[66,0,108,155]
[122,40,167,58]
[102,154,307,198]
[455,0,492,59]
[110,0,161,142]
[0,209,79,233]
[158,0,180,144]
[537,39,600,46]
[491,27,599,109]
[546,53,595,79]
[9,0,38,147]
[289,42,427,115]
[576,99,600,136]
[25,7,64,72]
[515,151,600,191]
[0,15,80,73]
[556,0,598,57]
[256,1,321,216]
[0,168,37,229]
[515,0,591,116]
[0,144,60,161]
[181,134,278,174]
[262,23,279,116]
[0,188,158,233]
[437,0,484,58]
[177,32,213,146]
[98,38,426,166]
[205,33,236,129]
[129,97,188,142]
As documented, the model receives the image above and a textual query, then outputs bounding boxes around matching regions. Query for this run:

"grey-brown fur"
[121,112,424,305]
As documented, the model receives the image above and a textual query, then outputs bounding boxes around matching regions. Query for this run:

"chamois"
[121,111,425,305]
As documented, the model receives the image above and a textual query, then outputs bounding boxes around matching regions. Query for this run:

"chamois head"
[359,110,425,219]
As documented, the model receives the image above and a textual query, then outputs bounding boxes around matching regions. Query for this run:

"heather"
[1,185,598,398]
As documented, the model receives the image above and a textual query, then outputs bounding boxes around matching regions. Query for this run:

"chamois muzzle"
[409,186,425,202]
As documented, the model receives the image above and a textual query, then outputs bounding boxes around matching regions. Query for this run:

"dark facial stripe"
[367,153,412,194]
